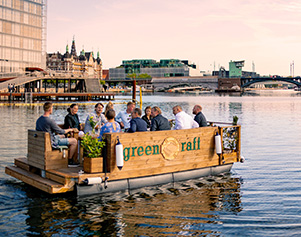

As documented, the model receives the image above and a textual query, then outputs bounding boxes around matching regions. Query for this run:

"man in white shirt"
[172,105,199,130]
[116,101,136,130]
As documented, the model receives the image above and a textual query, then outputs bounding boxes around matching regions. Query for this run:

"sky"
[47,0,301,76]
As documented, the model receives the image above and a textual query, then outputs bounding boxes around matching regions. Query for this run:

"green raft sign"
[123,137,201,161]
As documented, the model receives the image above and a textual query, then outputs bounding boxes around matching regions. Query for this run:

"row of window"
[0,0,43,15]
[0,7,43,26]
[1,21,42,39]
[0,60,43,73]
[0,46,42,62]
[0,34,42,50]
[47,62,99,68]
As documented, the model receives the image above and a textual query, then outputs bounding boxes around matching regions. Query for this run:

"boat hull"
[77,163,233,196]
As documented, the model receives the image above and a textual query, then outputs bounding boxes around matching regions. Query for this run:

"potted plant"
[81,133,105,173]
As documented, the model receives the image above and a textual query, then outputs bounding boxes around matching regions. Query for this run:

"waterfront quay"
[0,92,115,103]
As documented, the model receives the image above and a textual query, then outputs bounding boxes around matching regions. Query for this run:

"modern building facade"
[109,59,202,80]
[212,60,260,78]
[0,0,47,79]
[47,39,102,79]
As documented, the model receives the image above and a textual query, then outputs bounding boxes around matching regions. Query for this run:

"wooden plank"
[15,157,30,171]
[45,171,68,185]
[237,126,241,162]
[45,133,52,152]
[27,159,44,170]
[27,154,45,165]
[28,146,45,155]
[5,166,63,194]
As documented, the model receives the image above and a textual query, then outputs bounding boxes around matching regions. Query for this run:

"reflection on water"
[22,175,241,236]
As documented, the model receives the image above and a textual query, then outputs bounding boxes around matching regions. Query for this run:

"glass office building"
[0,0,47,78]
[109,59,199,80]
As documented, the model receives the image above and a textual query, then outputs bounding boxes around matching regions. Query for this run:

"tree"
[138,73,152,79]
[126,73,151,79]
[127,73,137,79]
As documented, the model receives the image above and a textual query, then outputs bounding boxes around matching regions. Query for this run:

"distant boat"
[167,86,212,93]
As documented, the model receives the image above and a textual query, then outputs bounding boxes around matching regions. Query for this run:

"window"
[13,11,21,23]
[14,23,20,35]
[24,1,28,12]
[5,34,11,47]
[4,0,11,8]
[23,13,28,24]
[4,8,12,21]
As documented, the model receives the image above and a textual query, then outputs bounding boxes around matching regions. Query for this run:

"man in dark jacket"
[193,105,207,127]
[150,106,171,131]
[128,108,147,133]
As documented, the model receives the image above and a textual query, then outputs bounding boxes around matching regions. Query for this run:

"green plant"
[81,134,105,158]
[89,116,97,131]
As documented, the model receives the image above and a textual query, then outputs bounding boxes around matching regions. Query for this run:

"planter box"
[83,157,103,173]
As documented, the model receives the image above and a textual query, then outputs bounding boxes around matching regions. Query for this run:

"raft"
[5,123,242,196]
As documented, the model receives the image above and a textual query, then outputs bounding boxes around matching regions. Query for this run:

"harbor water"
[1,91,301,236]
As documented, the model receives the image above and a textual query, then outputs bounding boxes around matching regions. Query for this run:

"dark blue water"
[1,91,301,236]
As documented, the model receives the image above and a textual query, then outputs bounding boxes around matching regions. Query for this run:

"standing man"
[128,108,147,133]
[193,105,207,127]
[116,101,136,131]
[36,102,78,166]
[150,106,171,131]
[173,105,199,130]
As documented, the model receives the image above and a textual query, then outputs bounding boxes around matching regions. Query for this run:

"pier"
[0,92,115,103]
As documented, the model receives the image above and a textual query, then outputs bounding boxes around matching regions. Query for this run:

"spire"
[81,48,85,56]
[66,44,69,53]
[97,51,100,58]
[70,36,77,56]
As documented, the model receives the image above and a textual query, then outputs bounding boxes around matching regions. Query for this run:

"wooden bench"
[27,130,69,171]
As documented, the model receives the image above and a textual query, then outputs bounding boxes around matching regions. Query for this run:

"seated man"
[36,102,78,166]
[150,106,171,131]
[173,105,199,130]
[116,101,136,131]
[192,105,207,127]
[128,108,147,133]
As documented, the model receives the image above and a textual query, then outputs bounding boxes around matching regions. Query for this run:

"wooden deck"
[5,157,106,194]
[0,92,115,102]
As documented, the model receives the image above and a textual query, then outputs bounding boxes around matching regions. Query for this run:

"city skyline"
[47,0,301,76]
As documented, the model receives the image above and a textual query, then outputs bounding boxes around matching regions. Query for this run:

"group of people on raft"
[35,101,207,166]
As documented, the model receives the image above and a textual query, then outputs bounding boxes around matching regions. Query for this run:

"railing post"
[132,79,136,103]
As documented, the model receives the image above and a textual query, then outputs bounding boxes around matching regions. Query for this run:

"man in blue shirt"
[128,108,147,133]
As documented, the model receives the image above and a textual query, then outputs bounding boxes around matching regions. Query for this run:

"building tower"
[70,37,77,57]
[0,0,47,78]
[229,60,245,78]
